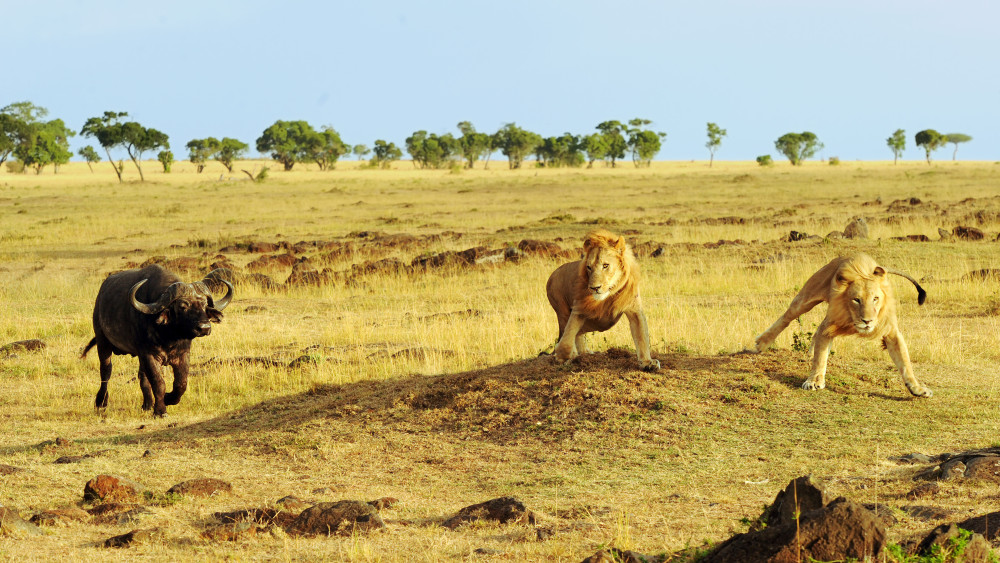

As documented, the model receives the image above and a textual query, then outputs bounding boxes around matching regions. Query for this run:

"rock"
[103,528,160,548]
[0,507,44,537]
[963,269,1000,281]
[891,234,931,242]
[247,241,280,253]
[826,231,844,240]
[442,496,535,530]
[83,475,148,503]
[0,465,23,475]
[964,456,1000,481]
[0,339,46,356]
[703,498,886,563]
[843,216,869,239]
[287,500,385,536]
[30,506,91,526]
[247,252,297,272]
[915,524,992,562]
[517,239,565,257]
[86,503,152,525]
[54,455,86,464]
[863,503,899,528]
[166,478,233,497]
[954,226,985,241]
[761,475,829,529]
[938,228,954,241]
[956,510,1000,542]
[895,452,937,464]
[201,521,264,542]
[905,482,940,500]
[940,459,967,481]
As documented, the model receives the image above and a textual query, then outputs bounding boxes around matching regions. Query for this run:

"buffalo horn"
[200,272,234,311]
[130,280,178,315]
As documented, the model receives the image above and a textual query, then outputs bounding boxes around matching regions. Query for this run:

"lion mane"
[572,229,641,321]
[546,229,659,372]
[754,253,931,397]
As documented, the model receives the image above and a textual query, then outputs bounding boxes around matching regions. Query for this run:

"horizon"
[5,0,998,163]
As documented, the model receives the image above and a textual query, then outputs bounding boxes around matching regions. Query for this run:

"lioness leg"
[802,320,834,390]
[884,329,932,398]
[626,309,660,372]
[755,294,825,352]
[554,311,586,363]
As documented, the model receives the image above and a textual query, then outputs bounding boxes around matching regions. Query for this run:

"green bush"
[756,155,773,167]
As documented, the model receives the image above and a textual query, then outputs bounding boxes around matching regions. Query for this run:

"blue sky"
[6,0,998,162]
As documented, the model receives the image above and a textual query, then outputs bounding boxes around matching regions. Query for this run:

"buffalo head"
[129,270,234,338]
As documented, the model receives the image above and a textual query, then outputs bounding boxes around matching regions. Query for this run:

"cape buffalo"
[81,265,233,416]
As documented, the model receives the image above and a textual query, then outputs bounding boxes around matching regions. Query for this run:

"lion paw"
[640,359,661,372]
[907,385,933,398]
[801,380,825,391]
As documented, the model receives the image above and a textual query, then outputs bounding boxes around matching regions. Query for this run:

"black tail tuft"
[80,338,97,359]
[916,285,927,305]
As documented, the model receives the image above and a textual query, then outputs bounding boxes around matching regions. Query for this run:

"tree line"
[0,101,975,180]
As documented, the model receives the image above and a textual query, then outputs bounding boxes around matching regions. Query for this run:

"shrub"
[829,156,841,165]
[756,155,773,167]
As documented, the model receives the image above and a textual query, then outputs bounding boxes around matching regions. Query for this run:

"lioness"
[546,229,660,372]
[754,253,931,397]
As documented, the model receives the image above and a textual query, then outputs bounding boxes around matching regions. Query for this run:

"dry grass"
[1,160,1000,560]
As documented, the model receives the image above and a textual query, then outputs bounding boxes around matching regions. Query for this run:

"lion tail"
[886,269,927,305]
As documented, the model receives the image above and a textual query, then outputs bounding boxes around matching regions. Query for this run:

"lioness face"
[584,246,623,301]
[844,278,884,334]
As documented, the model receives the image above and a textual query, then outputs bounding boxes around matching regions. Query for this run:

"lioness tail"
[886,269,927,305]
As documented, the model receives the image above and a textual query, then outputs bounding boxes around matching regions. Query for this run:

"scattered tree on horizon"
[581,133,609,168]
[78,145,101,172]
[405,130,457,169]
[886,129,906,165]
[256,120,317,171]
[706,122,726,167]
[370,139,402,169]
[945,133,972,161]
[157,150,173,173]
[120,121,168,181]
[80,111,129,182]
[915,129,946,164]
[352,143,370,161]
[536,133,584,168]
[306,126,349,170]
[456,122,490,169]
[774,131,823,165]
[626,118,665,168]
[214,137,249,172]
[16,118,75,174]
[494,123,541,169]
[186,138,219,173]
[595,120,627,167]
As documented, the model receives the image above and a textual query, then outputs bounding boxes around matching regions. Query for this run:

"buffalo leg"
[164,352,189,406]
[139,355,168,416]
[137,365,154,411]
[94,340,114,409]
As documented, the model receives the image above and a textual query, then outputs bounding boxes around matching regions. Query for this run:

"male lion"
[546,229,660,371]
[754,253,931,397]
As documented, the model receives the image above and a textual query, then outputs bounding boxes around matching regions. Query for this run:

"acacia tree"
[16,118,75,174]
[536,133,584,168]
[456,121,490,169]
[706,122,727,167]
[303,126,348,170]
[595,120,627,167]
[581,133,609,168]
[886,129,906,164]
[78,145,101,172]
[186,138,219,173]
[157,150,173,173]
[1,102,48,170]
[494,123,541,169]
[80,111,129,182]
[352,144,370,161]
[626,118,665,167]
[370,139,402,169]
[213,137,248,172]
[915,129,946,164]
[256,120,317,171]
[120,121,169,181]
[774,131,823,165]
[945,133,972,161]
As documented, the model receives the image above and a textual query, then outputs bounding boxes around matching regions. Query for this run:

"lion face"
[841,267,887,335]
[583,245,624,302]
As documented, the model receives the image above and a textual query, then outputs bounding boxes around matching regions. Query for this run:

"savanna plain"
[1,159,999,561]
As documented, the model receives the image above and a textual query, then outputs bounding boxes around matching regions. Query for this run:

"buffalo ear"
[155,310,171,325]
[207,308,224,323]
